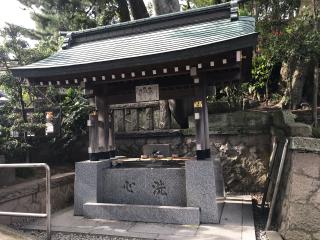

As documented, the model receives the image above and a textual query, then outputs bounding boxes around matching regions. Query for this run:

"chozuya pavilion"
[12,1,257,225]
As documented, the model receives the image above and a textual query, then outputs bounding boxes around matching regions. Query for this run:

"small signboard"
[136,84,159,102]
[193,100,203,108]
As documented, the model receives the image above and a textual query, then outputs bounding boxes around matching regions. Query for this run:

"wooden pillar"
[108,110,116,157]
[191,67,211,160]
[202,90,210,151]
[88,93,110,161]
[88,113,99,160]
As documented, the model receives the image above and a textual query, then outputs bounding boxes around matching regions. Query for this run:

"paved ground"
[21,196,255,240]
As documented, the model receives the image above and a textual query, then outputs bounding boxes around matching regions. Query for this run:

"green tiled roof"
[11,3,257,78]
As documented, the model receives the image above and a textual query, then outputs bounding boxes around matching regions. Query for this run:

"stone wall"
[275,137,320,240]
[0,172,74,225]
[0,155,15,187]
[115,111,272,192]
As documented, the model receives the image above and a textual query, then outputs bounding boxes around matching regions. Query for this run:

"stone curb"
[289,137,320,153]
[0,172,74,204]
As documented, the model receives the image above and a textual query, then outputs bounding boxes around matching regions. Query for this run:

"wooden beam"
[27,49,251,87]
[110,101,159,110]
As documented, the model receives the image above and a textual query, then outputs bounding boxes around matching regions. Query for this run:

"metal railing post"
[45,164,51,240]
[0,163,51,240]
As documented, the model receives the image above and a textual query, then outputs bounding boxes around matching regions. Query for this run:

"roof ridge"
[72,3,230,35]
[62,2,233,48]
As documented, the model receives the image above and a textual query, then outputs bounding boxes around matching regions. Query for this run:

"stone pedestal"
[185,158,225,223]
[75,157,225,225]
[83,203,200,225]
[103,168,186,206]
[74,159,112,215]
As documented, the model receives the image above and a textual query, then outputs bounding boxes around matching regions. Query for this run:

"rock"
[272,110,312,137]
[310,191,320,209]
[287,122,312,137]
[313,232,320,240]
[272,110,297,128]
[284,230,311,240]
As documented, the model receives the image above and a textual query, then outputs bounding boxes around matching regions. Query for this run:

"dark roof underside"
[11,3,257,79]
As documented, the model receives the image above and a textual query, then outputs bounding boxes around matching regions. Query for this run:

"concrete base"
[185,159,225,223]
[83,202,200,225]
[23,196,254,240]
[74,159,112,215]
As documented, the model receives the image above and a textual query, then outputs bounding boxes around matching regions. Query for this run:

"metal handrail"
[0,163,51,240]
[265,139,289,231]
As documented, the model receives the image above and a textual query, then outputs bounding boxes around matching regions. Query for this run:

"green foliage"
[182,0,226,9]
[250,54,273,97]
[60,88,90,144]
[0,24,55,159]
[282,14,319,61]
[18,0,118,33]
[15,0,120,49]
[0,103,32,156]
[189,0,218,7]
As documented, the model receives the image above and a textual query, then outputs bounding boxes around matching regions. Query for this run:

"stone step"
[266,231,283,240]
[83,202,200,225]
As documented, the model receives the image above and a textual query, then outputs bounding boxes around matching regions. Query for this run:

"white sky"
[0,0,36,29]
[0,0,154,30]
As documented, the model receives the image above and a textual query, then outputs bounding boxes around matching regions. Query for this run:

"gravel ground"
[22,231,148,240]
[252,193,277,240]
[253,203,269,240]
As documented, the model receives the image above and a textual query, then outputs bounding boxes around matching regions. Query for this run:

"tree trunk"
[152,0,180,15]
[291,60,308,109]
[278,60,295,109]
[17,79,30,163]
[116,0,131,22]
[278,0,316,109]
[299,0,314,15]
[312,0,319,126]
[313,62,319,126]
[128,0,149,20]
